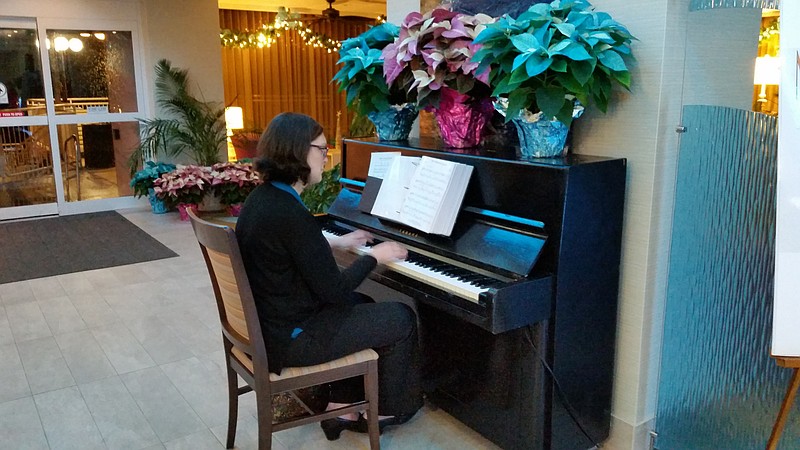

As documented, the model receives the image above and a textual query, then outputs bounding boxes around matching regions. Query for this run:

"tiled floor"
[0,206,500,450]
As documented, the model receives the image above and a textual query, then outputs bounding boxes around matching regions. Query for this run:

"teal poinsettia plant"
[130,161,177,198]
[472,0,636,125]
[333,23,417,116]
[382,7,496,109]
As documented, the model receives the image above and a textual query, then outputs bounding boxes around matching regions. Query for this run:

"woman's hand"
[328,229,374,249]
[370,241,407,265]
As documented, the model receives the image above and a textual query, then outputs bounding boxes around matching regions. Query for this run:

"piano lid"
[327,185,547,278]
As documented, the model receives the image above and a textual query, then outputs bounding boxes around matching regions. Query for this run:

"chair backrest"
[187,209,269,375]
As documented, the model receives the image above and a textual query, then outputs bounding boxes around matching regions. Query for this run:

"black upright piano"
[319,137,626,450]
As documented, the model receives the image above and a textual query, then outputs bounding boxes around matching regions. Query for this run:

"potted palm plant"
[333,23,418,141]
[128,59,227,174]
[472,0,636,157]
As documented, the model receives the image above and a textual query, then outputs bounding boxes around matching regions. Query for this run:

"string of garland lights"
[220,7,387,52]
[759,20,779,43]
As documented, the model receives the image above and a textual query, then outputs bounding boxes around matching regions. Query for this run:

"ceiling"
[218,0,386,19]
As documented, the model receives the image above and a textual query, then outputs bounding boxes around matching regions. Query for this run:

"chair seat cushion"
[231,347,378,381]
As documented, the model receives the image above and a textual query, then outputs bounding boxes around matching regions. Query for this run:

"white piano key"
[323,230,490,303]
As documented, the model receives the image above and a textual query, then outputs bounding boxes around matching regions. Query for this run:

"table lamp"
[754,55,781,103]
[225,106,244,161]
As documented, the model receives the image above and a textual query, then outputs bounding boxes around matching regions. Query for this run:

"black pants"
[282,294,422,416]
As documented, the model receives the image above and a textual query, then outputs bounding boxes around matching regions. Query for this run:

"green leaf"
[492,76,516,96]
[555,98,576,126]
[473,26,505,44]
[347,59,364,79]
[345,86,360,106]
[570,59,595,85]
[551,41,593,61]
[372,95,390,112]
[535,86,567,120]
[526,54,553,77]
[598,50,627,72]
[611,69,631,89]
[555,72,583,94]
[511,33,542,53]
[554,23,576,37]
[513,52,533,72]
[550,59,568,72]
[510,66,532,85]
[506,87,534,121]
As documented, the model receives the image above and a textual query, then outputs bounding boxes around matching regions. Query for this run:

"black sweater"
[235,183,377,372]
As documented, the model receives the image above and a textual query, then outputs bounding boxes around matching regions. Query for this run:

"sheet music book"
[364,154,473,235]
[358,152,401,214]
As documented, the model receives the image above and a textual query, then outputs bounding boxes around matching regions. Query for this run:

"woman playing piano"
[235,112,423,439]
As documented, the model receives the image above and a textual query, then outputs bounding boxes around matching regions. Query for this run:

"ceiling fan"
[321,0,341,19]
[306,0,377,24]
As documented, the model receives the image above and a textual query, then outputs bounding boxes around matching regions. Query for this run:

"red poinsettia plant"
[382,7,495,110]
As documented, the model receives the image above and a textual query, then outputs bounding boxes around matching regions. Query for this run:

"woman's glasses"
[310,144,329,157]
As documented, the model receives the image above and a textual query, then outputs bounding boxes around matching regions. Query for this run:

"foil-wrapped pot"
[495,98,584,159]
[367,103,419,141]
[433,89,494,149]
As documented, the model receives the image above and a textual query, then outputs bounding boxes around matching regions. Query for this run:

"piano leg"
[417,303,549,450]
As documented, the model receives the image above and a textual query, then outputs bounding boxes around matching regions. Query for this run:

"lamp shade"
[754,55,781,86]
[225,106,244,130]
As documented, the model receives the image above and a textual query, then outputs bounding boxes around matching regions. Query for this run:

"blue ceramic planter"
[147,188,169,214]
[512,117,570,159]
[367,104,418,141]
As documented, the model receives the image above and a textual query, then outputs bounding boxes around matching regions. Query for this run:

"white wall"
[773,0,800,356]
[140,0,224,116]
[683,9,761,109]
[570,1,685,447]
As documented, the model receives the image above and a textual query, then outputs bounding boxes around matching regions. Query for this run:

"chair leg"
[256,387,273,450]
[365,360,381,450]
[225,367,239,449]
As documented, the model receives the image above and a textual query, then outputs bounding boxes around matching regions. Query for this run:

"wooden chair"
[187,210,380,449]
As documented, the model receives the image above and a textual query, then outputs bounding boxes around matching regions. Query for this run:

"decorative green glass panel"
[655,106,800,449]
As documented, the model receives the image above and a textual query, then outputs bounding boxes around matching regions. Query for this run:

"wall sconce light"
[754,55,781,102]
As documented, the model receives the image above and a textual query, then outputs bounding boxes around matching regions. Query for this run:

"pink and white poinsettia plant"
[152,164,209,207]
[207,161,262,205]
[152,162,262,207]
[382,7,495,110]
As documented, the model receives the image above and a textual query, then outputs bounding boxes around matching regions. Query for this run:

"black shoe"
[320,416,365,441]
[377,412,415,432]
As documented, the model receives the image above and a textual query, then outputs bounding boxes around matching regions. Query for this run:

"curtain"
[219,9,372,141]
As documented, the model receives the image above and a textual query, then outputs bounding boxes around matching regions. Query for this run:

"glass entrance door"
[0,16,144,221]
[0,17,57,219]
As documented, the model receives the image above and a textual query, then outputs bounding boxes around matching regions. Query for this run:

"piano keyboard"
[322,226,506,304]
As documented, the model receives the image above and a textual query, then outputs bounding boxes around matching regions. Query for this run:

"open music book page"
[357,152,402,213]
[369,156,420,222]
[369,155,473,235]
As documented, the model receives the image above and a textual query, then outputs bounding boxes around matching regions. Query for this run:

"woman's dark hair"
[255,112,323,184]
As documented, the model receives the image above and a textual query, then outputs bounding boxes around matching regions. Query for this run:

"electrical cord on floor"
[524,327,602,449]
